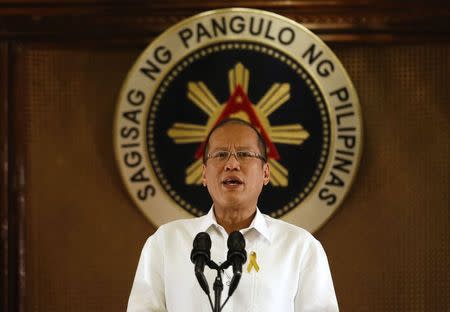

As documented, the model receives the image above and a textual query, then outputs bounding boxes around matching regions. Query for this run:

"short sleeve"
[294,238,339,312]
[127,232,167,312]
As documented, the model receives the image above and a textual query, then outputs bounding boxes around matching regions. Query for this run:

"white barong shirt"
[127,208,339,311]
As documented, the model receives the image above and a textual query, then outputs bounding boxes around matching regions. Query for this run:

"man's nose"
[224,153,240,170]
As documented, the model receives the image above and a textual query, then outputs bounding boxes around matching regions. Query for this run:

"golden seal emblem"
[114,8,363,232]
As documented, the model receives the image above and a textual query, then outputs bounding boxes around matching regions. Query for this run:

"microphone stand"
[213,275,223,312]
[207,259,231,312]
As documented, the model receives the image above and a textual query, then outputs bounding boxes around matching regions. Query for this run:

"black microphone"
[226,231,247,297]
[191,232,212,295]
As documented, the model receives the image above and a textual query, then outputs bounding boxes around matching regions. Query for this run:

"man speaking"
[127,118,339,311]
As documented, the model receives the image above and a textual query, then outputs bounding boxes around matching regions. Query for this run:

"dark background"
[1,1,449,311]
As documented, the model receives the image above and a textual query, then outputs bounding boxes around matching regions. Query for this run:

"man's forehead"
[208,123,259,146]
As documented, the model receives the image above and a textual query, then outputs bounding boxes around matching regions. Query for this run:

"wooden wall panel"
[320,43,449,311]
[0,41,10,312]
[13,45,153,311]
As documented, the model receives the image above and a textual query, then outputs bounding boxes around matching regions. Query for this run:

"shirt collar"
[198,206,272,243]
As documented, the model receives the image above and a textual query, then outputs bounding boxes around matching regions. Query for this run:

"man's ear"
[263,162,270,186]
[202,164,207,187]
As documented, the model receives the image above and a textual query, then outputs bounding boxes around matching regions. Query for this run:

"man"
[127,118,339,311]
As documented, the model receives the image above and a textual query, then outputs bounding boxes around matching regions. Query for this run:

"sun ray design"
[167,62,310,186]
[185,158,204,185]
[229,62,249,95]
[269,124,310,145]
[269,159,289,187]
[256,83,290,117]
[167,123,208,144]
[187,82,221,116]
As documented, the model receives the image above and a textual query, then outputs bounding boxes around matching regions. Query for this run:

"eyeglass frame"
[205,150,267,163]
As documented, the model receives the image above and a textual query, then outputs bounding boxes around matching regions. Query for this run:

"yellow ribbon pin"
[247,251,260,273]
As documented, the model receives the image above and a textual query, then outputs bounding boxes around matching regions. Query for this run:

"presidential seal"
[114,8,363,232]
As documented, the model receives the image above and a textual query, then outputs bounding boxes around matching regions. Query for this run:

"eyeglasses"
[206,150,266,163]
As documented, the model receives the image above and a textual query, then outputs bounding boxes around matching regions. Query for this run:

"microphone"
[226,231,247,297]
[191,232,212,295]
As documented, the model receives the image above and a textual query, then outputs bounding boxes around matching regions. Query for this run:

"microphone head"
[227,231,246,251]
[191,232,211,263]
[227,231,247,263]
[227,231,247,297]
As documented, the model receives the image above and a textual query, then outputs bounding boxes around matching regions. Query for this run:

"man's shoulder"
[262,213,317,244]
[159,216,199,228]
[153,215,207,237]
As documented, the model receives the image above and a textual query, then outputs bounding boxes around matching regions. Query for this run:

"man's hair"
[202,118,268,164]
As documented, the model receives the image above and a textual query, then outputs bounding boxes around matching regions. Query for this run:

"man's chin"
[217,195,245,208]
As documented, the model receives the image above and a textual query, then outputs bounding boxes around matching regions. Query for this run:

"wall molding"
[0,2,448,42]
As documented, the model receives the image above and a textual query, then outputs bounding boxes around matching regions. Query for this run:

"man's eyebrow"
[209,146,229,152]
[210,145,254,151]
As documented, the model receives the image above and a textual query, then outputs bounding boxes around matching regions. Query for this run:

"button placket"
[243,233,260,312]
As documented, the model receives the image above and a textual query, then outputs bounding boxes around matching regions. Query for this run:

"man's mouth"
[222,177,244,186]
